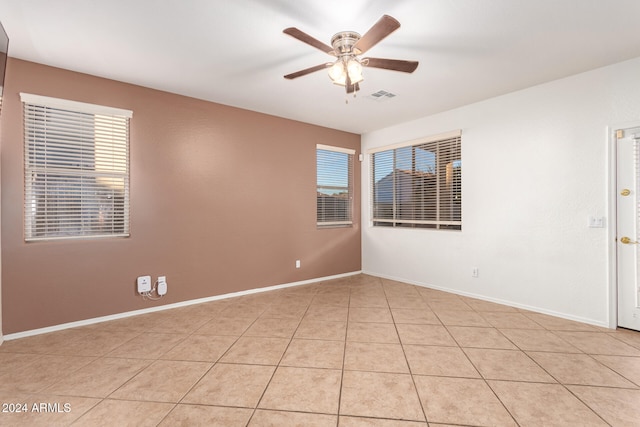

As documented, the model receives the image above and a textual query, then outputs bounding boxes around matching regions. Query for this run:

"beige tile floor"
[1,274,640,426]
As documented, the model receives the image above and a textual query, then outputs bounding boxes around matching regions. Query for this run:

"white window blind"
[317,144,355,227]
[22,93,132,241]
[370,131,462,230]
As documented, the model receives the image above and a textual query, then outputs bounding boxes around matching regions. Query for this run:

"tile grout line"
[244,286,320,426]
[136,301,259,425]
[389,284,430,425]
[102,312,232,425]
[436,303,523,427]
[334,279,353,427]
[473,314,615,427]
[520,341,627,427]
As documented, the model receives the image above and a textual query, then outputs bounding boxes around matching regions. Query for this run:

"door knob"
[620,189,631,196]
[620,236,637,244]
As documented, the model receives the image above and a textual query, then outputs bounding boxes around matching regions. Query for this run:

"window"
[317,144,355,227]
[22,93,132,241]
[370,130,461,230]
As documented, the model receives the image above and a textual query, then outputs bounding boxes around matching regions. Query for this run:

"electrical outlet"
[295,260,301,269]
[472,268,479,278]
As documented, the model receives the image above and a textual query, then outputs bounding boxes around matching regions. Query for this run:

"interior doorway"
[615,125,640,331]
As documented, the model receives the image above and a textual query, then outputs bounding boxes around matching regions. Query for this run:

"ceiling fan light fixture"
[328,60,346,85]
[347,58,364,84]
[328,57,363,86]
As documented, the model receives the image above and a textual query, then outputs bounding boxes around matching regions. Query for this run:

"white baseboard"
[3,270,362,341]
[364,270,612,329]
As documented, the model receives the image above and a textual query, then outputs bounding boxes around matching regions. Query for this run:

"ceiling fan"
[283,15,419,95]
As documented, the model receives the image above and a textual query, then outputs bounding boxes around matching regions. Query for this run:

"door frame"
[608,121,640,329]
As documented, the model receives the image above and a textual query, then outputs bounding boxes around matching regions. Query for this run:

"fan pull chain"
[345,92,357,104]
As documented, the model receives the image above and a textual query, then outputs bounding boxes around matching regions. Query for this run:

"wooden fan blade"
[283,27,334,54]
[284,63,330,80]
[363,57,419,73]
[353,15,400,54]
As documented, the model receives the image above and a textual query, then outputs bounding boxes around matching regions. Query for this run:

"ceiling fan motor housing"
[331,31,362,56]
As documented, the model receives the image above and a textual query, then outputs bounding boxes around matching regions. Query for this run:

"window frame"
[369,130,462,230]
[316,144,355,228]
[21,93,132,242]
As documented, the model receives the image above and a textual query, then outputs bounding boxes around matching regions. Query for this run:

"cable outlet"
[295,260,301,269]
[472,268,479,278]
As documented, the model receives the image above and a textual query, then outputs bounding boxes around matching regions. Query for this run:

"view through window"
[22,94,132,241]
[317,144,355,227]
[371,131,461,230]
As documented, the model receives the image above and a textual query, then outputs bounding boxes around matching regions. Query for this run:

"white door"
[617,126,640,331]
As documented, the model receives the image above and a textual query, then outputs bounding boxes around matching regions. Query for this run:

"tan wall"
[0,59,361,335]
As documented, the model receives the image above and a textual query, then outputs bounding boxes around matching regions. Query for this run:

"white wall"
[362,56,640,327]
[0,97,3,345]
[0,91,4,344]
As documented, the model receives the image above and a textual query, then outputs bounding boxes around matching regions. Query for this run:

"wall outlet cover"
[137,275,152,293]
[157,280,167,296]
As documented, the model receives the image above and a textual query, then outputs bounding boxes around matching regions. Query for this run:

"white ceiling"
[1,0,640,134]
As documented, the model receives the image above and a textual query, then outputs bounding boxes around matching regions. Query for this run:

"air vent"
[367,90,397,102]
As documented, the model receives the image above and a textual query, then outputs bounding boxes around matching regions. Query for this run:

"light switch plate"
[588,216,604,228]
